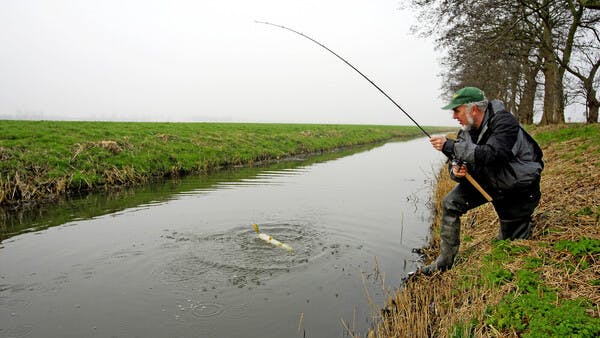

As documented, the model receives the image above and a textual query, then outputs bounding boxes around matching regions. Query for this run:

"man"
[422,87,543,275]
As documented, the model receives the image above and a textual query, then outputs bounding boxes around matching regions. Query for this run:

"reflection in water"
[0,143,381,242]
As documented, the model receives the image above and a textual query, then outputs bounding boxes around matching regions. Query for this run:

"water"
[0,138,444,337]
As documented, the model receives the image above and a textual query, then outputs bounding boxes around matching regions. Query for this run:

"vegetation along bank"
[0,120,448,207]
[370,124,600,337]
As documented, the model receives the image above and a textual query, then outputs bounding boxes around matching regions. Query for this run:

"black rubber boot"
[420,212,461,275]
[496,218,533,241]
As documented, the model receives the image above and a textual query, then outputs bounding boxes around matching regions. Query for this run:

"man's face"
[453,104,474,130]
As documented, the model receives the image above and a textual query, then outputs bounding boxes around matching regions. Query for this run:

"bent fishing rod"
[256,21,493,202]
[255,20,430,138]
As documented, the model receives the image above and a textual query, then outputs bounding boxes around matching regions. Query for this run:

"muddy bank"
[370,124,600,337]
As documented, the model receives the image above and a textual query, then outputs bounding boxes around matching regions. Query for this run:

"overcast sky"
[0,0,456,126]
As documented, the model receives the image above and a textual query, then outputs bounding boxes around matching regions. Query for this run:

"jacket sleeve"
[473,111,519,166]
[453,129,478,163]
[442,139,455,158]
[453,136,477,163]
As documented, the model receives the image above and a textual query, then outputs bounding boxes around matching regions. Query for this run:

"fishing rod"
[255,20,431,138]
[256,21,493,202]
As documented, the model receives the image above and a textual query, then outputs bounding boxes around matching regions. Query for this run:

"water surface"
[0,138,444,337]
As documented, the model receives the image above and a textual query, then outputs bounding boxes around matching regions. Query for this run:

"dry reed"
[0,140,140,205]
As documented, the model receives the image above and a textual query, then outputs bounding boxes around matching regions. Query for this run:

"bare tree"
[556,0,600,122]
[409,0,599,124]
[410,0,543,120]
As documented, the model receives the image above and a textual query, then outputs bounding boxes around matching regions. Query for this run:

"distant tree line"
[410,0,600,124]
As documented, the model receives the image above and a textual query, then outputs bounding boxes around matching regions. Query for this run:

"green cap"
[441,87,485,110]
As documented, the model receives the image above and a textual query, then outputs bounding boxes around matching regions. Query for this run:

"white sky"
[0,0,456,126]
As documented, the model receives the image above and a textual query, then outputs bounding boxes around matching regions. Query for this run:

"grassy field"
[370,123,600,337]
[0,120,448,206]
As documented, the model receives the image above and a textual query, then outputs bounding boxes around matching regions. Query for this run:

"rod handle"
[444,133,493,202]
[465,173,493,202]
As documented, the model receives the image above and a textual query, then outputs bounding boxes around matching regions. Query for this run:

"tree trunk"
[587,87,599,123]
[540,13,566,125]
[518,63,539,124]
[541,53,560,124]
[554,73,566,124]
[507,75,518,115]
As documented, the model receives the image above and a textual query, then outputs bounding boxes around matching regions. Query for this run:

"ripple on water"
[153,223,327,288]
[152,254,213,284]
[0,295,32,310]
[0,323,34,338]
[222,303,250,320]
[190,302,224,318]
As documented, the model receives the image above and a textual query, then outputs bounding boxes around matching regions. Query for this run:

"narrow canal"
[1,137,444,337]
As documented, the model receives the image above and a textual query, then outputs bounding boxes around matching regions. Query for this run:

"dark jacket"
[442,100,543,197]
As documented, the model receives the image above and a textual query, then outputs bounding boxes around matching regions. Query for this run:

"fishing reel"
[451,158,474,175]
[451,159,465,167]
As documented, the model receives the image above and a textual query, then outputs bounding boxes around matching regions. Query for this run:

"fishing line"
[255,20,431,138]
[256,21,495,201]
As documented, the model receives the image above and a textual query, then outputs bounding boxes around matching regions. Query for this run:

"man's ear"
[470,104,482,118]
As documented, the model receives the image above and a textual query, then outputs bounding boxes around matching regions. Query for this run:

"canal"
[0,137,444,337]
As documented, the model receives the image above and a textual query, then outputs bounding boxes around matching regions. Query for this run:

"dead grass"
[0,147,10,161]
[156,133,176,142]
[368,125,600,337]
[71,140,123,160]
[0,170,73,205]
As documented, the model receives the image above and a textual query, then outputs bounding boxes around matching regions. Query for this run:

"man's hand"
[429,135,447,151]
[452,163,467,178]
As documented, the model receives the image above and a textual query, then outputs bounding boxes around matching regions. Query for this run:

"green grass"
[531,124,600,150]
[485,266,600,338]
[487,288,600,337]
[554,238,600,272]
[554,238,600,258]
[452,240,600,337]
[480,241,529,287]
[528,123,600,168]
[0,120,448,205]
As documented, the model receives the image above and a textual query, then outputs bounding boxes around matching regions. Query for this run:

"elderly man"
[422,87,544,275]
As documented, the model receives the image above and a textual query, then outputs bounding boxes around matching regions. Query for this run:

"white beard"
[461,111,475,131]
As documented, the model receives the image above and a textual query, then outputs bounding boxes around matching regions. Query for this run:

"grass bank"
[371,124,600,337]
[0,120,447,206]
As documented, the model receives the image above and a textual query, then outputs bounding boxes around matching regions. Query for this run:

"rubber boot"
[420,212,461,275]
[496,218,532,241]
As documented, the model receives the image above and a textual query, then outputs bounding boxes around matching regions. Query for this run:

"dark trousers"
[442,180,541,241]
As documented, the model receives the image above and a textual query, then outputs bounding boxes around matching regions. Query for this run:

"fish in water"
[253,224,293,252]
